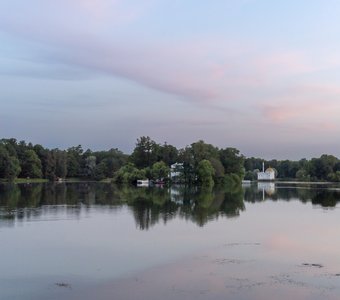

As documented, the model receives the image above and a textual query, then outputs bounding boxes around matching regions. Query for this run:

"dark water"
[1,182,340,300]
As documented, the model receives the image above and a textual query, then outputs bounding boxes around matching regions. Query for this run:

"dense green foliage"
[0,137,244,185]
[125,137,245,185]
[2,136,339,183]
[0,138,127,182]
[244,155,340,182]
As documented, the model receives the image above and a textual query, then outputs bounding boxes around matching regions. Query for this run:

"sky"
[1,0,340,159]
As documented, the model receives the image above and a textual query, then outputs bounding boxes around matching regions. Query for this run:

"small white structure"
[137,179,150,187]
[257,162,275,181]
[170,163,184,181]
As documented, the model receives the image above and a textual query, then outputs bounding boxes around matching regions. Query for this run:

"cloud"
[0,0,325,107]
[2,0,340,130]
[260,85,340,125]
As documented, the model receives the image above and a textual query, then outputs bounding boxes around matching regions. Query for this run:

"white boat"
[136,180,149,187]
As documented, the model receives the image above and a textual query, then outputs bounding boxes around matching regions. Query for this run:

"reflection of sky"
[1,1,340,158]
[1,198,340,299]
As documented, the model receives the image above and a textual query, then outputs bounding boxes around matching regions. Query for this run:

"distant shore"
[244,180,340,185]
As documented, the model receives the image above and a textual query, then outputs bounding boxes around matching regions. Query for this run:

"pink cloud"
[252,51,314,77]
[3,0,340,118]
[259,84,340,126]
[0,1,322,106]
[71,0,146,24]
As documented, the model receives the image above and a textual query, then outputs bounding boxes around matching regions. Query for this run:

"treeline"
[0,137,244,185]
[244,155,340,182]
[0,138,127,181]
[2,137,340,184]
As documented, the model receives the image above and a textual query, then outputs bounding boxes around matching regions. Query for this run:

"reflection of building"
[170,163,184,182]
[257,162,275,181]
[257,182,276,196]
[169,186,183,203]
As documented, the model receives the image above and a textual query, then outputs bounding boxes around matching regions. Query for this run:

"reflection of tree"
[122,187,178,230]
[0,183,112,224]
[243,184,340,208]
[4,182,339,230]
[220,184,245,217]
[311,190,338,207]
[0,184,21,222]
[0,183,247,229]
[177,184,245,227]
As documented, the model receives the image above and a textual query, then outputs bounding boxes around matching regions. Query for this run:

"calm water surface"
[1,182,340,300]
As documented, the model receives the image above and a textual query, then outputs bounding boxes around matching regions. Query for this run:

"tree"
[197,159,215,187]
[92,148,127,178]
[67,145,83,177]
[33,144,50,177]
[209,157,225,183]
[151,161,169,181]
[296,168,311,182]
[276,160,298,179]
[0,138,18,157]
[157,143,178,165]
[0,144,9,177]
[244,170,257,181]
[326,171,340,182]
[309,155,338,180]
[0,145,21,180]
[55,150,67,178]
[4,156,21,181]
[177,147,196,183]
[85,156,97,178]
[219,147,244,178]
[115,163,146,184]
[20,149,42,178]
[244,157,263,172]
[93,161,107,181]
[130,136,159,168]
[44,151,56,180]
[190,140,219,165]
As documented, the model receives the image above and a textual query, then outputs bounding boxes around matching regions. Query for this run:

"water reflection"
[130,185,245,230]
[243,182,340,207]
[0,183,244,230]
[1,182,340,230]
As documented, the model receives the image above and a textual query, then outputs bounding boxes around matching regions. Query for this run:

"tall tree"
[67,145,83,177]
[85,155,97,178]
[0,145,21,180]
[130,136,159,168]
[190,140,219,165]
[197,159,215,187]
[157,143,178,165]
[219,147,244,177]
[55,150,67,178]
[20,149,42,178]
[151,161,170,181]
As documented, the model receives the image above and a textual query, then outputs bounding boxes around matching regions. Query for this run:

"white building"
[257,162,276,181]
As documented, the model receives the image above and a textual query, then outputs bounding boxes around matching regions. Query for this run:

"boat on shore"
[136,179,150,187]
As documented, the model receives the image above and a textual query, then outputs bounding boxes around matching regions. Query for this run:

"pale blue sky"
[1,0,340,159]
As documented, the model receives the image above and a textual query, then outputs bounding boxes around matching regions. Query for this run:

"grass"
[0,177,115,184]
[0,178,49,184]
[14,178,49,184]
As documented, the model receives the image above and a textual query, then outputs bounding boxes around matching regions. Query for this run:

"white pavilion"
[257,162,275,181]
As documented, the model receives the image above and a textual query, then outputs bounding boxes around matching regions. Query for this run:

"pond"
[1,182,340,300]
